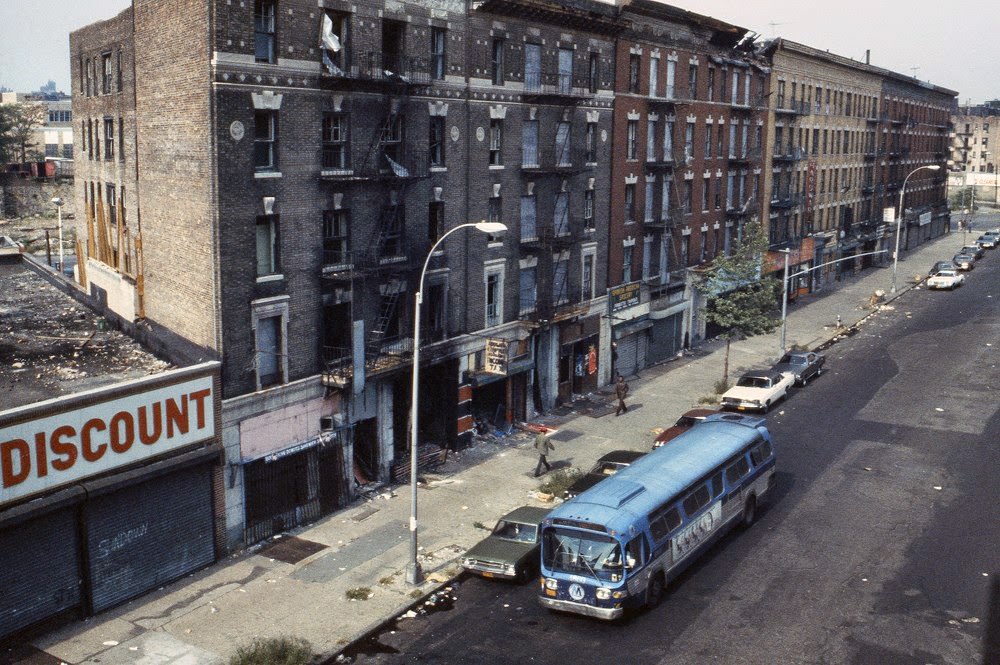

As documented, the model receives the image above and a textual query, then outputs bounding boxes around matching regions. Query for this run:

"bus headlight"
[595,587,611,600]
[545,578,558,590]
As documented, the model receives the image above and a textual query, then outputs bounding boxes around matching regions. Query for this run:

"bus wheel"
[645,573,666,608]
[741,495,757,529]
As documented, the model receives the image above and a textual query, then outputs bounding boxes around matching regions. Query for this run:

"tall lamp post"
[891,164,940,293]
[51,197,65,274]
[406,220,507,585]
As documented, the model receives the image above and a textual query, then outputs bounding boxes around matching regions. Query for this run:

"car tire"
[800,374,808,387]
[645,572,666,609]
[762,400,770,413]
[741,495,757,529]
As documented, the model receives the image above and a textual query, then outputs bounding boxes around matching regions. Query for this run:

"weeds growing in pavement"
[229,636,312,665]
[345,586,373,601]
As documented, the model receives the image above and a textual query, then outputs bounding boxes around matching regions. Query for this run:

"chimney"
[865,49,870,65]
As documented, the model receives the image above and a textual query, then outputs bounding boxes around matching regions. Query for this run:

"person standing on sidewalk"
[614,374,630,416]
[533,431,555,477]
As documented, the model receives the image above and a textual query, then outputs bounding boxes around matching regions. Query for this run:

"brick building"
[760,40,955,292]
[951,103,998,175]
[607,2,767,362]
[70,0,617,551]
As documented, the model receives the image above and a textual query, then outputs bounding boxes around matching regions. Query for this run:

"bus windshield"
[542,527,622,581]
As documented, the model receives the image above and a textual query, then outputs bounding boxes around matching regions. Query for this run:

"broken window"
[101,53,112,94]
[322,112,349,169]
[519,266,537,314]
[254,111,277,171]
[103,117,114,160]
[321,11,348,75]
[254,0,276,64]
[491,38,505,86]
[256,214,279,276]
[429,116,445,167]
[489,119,503,166]
[430,27,446,80]
[322,209,349,265]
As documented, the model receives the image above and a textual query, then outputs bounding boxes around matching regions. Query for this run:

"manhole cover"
[258,536,328,564]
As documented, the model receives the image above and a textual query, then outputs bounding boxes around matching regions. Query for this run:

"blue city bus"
[538,413,776,619]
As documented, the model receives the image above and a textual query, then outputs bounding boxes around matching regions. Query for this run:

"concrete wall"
[0,175,76,219]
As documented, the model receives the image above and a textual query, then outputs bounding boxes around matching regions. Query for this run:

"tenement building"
[760,40,955,291]
[948,102,999,207]
[70,0,616,550]
[608,1,767,366]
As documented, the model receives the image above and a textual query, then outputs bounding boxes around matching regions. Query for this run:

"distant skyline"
[0,0,996,104]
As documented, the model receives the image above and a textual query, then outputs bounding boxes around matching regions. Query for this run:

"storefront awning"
[613,319,654,340]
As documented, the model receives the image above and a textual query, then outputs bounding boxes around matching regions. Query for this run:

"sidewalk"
[10,226,981,665]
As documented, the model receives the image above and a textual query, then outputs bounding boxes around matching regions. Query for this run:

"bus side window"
[625,536,645,569]
[725,456,750,485]
[681,485,710,517]
[710,471,724,497]
[648,505,681,542]
[750,440,773,466]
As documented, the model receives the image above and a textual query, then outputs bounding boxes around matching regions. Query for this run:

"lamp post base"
[405,562,423,585]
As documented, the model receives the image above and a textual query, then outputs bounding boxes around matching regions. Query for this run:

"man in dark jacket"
[614,374,630,416]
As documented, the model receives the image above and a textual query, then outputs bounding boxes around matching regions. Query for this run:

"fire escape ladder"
[369,285,402,345]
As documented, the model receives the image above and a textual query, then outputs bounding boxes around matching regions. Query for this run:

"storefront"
[0,363,222,640]
[466,337,534,428]
[557,315,601,400]
[237,392,352,545]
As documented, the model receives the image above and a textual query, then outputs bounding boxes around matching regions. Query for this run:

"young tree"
[0,102,47,163]
[692,220,781,386]
[0,104,18,163]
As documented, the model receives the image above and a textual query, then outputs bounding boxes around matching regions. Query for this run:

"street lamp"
[406,220,507,585]
[890,164,940,293]
[51,197,65,275]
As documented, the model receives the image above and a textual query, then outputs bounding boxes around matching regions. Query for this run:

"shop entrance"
[354,417,379,483]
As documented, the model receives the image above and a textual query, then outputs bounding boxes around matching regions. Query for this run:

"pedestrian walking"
[533,430,555,477]
[614,374,630,416]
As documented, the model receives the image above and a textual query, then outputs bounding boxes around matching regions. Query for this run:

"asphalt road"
[343,242,1000,665]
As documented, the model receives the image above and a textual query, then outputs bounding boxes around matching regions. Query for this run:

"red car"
[652,408,718,448]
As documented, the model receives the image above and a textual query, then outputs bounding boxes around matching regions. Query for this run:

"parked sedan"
[961,244,985,259]
[720,369,795,413]
[652,408,718,448]
[563,450,645,498]
[929,260,957,276]
[461,506,551,581]
[926,269,966,290]
[771,350,826,386]
[952,253,976,271]
[976,234,998,249]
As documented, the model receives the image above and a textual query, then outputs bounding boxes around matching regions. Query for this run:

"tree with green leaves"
[0,102,46,163]
[0,104,18,163]
[692,220,781,387]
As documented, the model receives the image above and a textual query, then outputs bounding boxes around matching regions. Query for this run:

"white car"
[926,269,965,290]
[721,369,796,413]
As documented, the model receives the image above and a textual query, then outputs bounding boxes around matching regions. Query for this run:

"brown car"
[652,408,718,448]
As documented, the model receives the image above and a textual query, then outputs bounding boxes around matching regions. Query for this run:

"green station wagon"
[461,506,551,581]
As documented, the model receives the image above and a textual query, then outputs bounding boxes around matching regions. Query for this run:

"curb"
[318,568,467,664]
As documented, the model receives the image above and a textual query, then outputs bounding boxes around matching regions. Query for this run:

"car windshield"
[736,376,769,388]
[592,461,627,476]
[778,354,806,365]
[936,270,956,277]
[675,415,698,427]
[493,520,538,543]
[542,527,623,581]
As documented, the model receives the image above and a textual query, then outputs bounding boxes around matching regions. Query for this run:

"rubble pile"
[0,263,171,410]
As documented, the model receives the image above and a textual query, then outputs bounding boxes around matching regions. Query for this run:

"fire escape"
[518,94,592,324]
[317,15,430,390]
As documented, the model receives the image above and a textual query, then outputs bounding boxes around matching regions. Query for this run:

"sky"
[0,0,996,104]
